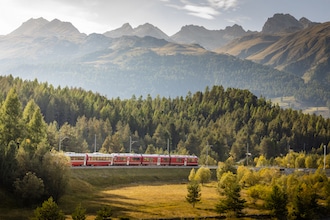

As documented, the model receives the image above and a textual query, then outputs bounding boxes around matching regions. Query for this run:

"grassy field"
[1,167,269,219]
[271,96,330,118]
[60,167,221,219]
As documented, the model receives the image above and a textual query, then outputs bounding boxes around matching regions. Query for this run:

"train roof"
[111,153,141,156]
[64,152,86,156]
[141,154,170,157]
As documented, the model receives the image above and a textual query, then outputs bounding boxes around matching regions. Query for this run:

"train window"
[71,156,84,160]
[132,157,140,161]
[118,157,127,161]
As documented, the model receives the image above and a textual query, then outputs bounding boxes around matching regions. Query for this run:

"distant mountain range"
[0,13,329,116]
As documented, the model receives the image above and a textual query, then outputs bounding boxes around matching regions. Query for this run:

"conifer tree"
[265,184,288,219]
[33,197,65,220]
[186,180,201,208]
[216,172,245,217]
[0,88,23,146]
[71,203,86,220]
[95,206,112,220]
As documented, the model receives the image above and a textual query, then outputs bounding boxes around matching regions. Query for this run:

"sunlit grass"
[102,182,219,219]
[60,167,220,219]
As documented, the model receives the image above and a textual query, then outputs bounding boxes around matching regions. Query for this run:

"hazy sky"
[0,0,329,36]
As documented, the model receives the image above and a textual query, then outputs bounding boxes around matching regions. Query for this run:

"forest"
[0,74,330,214]
[0,74,329,163]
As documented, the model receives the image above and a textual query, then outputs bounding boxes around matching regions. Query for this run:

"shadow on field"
[96,192,144,217]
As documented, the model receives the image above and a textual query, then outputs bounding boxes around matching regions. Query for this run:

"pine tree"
[265,184,288,219]
[71,203,86,220]
[186,180,201,208]
[216,172,245,217]
[0,88,23,146]
[33,197,65,220]
[95,206,112,220]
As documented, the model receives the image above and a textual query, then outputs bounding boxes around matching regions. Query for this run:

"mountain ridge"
[0,14,329,117]
[217,21,330,86]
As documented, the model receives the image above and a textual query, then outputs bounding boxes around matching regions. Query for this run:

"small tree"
[195,166,211,185]
[188,168,196,181]
[265,184,288,219]
[291,183,320,219]
[216,172,245,217]
[95,206,112,220]
[33,197,65,220]
[217,157,236,180]
[72,203,86,220]
[186,180,201,208]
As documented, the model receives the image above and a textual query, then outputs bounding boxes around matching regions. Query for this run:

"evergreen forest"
[0,74,329,163]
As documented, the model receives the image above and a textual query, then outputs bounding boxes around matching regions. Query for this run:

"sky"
[0,0,329,36]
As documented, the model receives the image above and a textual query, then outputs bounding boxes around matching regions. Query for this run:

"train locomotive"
[65,152,199,166]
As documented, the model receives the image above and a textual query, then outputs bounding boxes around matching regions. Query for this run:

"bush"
[13,172,44,205]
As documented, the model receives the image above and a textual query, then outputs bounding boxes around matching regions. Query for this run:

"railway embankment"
[70,167,217,186]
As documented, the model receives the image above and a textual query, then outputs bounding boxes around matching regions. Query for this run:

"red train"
[65,152,199,166]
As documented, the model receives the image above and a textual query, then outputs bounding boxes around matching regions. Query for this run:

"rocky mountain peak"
[9,17,49,36]
[8,17,85,41]
[104,23,134,38]
[104,22,170,40]
[262,13,303,34]
[299,17,318,28]
[39,19,82,37]
[223,24,246,36]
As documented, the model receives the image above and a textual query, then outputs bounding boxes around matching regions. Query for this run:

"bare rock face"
[104,23,170,41]
[262,13,304,34]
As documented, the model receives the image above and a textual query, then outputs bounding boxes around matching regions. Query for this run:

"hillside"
[219,22,330,82]
[217,14,330,87]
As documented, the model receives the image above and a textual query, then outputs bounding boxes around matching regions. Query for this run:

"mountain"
[261,13,319,34]
[9,17,49,36]
[171,24,251,50]
[0,16,329,117]
[9,17,86,41]
[262,13,304,34]
[104,23,252,50]
[103,23,134,38]
[104,23,171,41]
[217,21,330,87]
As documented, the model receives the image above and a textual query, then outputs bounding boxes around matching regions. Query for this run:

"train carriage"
[141,154,170,166]
[185,155,199,166]
[111,153,142,166]
[65,152,86,166]
[86,152,113,166]
[169,155,198,166]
